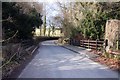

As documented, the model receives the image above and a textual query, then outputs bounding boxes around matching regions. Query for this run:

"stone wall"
[105,19,120,49]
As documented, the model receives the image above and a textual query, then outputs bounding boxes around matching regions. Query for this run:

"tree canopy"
[2,2,43,40]
[56,2,120,40]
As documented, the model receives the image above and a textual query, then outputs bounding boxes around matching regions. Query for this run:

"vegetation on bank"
[2,2,43,78]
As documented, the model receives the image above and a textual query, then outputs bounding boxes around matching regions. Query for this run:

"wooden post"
[81,40,82,47]
[96,39,98,50]
[84,40,85,48]
[79,40,81,46]
[88,39,90,49]
[83,40,84,47]
[83,40,84,48]
[82,40,83,47]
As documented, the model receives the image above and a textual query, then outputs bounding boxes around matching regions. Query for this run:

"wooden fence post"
[81,40,82,47]
[82,40,83,47]
[83,40,84,48]
[96,39,98,50]
[88,39,90,49]
[84,40,85,48]
[79,40,81,46]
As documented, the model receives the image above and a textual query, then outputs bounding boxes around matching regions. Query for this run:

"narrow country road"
[18,40,118,78]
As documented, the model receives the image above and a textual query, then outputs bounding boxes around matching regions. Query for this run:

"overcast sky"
[45,2,60,27]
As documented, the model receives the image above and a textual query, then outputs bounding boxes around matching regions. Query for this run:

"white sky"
[44,2,61,27]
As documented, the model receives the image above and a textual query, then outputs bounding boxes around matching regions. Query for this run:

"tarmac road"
[18,40,118,78]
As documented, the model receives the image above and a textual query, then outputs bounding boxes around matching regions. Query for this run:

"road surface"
[18,40,118,78]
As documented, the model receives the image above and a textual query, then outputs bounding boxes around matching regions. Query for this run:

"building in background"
[35,27,63,37]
